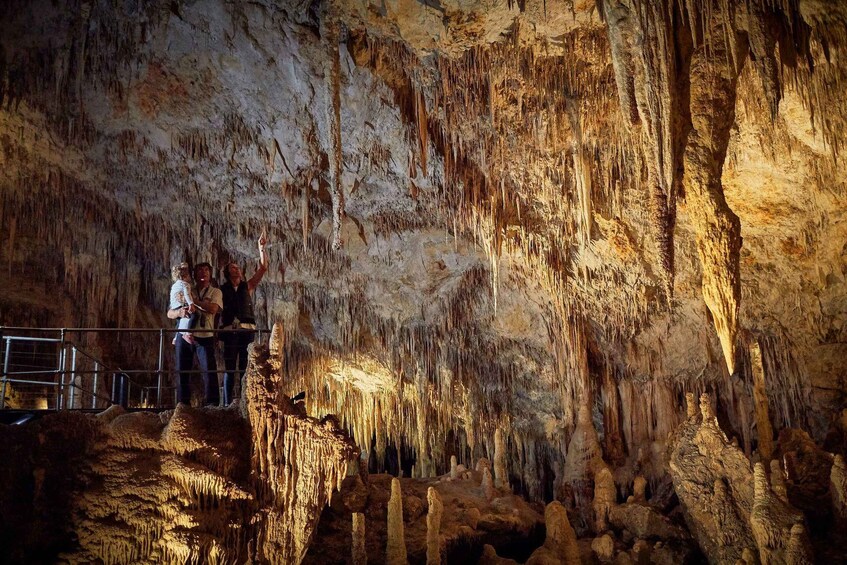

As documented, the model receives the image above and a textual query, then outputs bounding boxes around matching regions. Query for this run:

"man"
[220,234,268,405]
[167,262,223,406]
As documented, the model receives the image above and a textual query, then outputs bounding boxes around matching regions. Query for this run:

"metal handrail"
[1,327,267,334]
[0,326,268,410]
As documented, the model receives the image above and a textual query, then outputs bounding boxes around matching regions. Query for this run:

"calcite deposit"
[0,328,355,564]
[2,0,847,563]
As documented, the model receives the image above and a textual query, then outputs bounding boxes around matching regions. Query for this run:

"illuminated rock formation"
[386,477,408,565]
[426,486,443,565]
[593,466,616,533]
[525,501,581,565]
[244,336,357,564]
[751,341,775,460]
[1,0,846,562]
[670,394,819,564]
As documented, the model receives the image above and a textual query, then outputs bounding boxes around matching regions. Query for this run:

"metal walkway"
[0,326,267,412]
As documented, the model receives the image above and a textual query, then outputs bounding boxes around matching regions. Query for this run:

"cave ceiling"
[1,0,846,456]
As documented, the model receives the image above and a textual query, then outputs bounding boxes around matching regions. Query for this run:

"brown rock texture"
[1,0,847,562]
[0,330,355,564]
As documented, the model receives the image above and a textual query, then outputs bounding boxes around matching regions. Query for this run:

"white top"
[193,286,223,338]
[170,280,198,333]
[169,279,196,309]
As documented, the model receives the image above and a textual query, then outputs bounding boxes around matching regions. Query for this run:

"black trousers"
[175,336,219,405]
[222,330,254,405]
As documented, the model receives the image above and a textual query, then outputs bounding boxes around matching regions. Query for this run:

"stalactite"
[769,460,788,504]
[683,3,744,375]
[322,14,345,251]
[6,215,15,276]
[750,341,775,460]
[601,364,625,465]
[602,0,684,301]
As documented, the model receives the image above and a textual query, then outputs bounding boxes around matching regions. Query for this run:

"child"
[170,263,201,344]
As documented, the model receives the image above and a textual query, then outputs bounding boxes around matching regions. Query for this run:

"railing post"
[69,346,78,408]
[92,361,99,409]
[58,348,67,410]
[157,329,165,408]
[111,372,116,405]
[1,336,11,410]
[57,329,66,410]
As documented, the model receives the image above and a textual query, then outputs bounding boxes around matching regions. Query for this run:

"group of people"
[167,234,269,406]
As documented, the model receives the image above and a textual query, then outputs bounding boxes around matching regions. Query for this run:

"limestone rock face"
[244,335,357,564]
[669,394,813,564]
[1,0,845,489]
[0,334,355,564]
[1,0,847,562]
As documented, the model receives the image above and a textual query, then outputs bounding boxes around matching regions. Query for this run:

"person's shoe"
[291,391,306,402]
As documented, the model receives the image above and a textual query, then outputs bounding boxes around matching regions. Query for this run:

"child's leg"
[178,307,196,344]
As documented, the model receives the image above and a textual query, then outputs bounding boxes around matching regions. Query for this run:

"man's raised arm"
[248,232,269,292]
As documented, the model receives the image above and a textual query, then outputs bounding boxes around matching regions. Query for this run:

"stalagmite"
[785,524,813,565]
[591,534,614,562]
[593,466,616,532]
[386,478,408,565]
[493,428,508,490]
[750,462,808,564]
[685,392,697,419]
[525,501,581,565]
[832,455,847,520]
[632,476,647,502]
[481,466,495,501]
[244,343,357,564]
[450,455,458,480]
[426,487,443,565]
[750,342,775,460]
[770,460,789,504]
[352,513,367,565]
[670,393,758,563]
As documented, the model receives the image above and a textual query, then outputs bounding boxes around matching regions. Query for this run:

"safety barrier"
[0,327,267,410]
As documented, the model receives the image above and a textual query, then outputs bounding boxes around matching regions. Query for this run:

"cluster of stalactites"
[66,406,250,564]
[348,26,653,341]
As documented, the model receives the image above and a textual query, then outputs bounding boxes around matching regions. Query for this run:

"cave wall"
[1,0,846,498]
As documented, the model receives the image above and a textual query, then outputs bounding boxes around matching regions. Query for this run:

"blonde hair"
[171,262,190,282]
